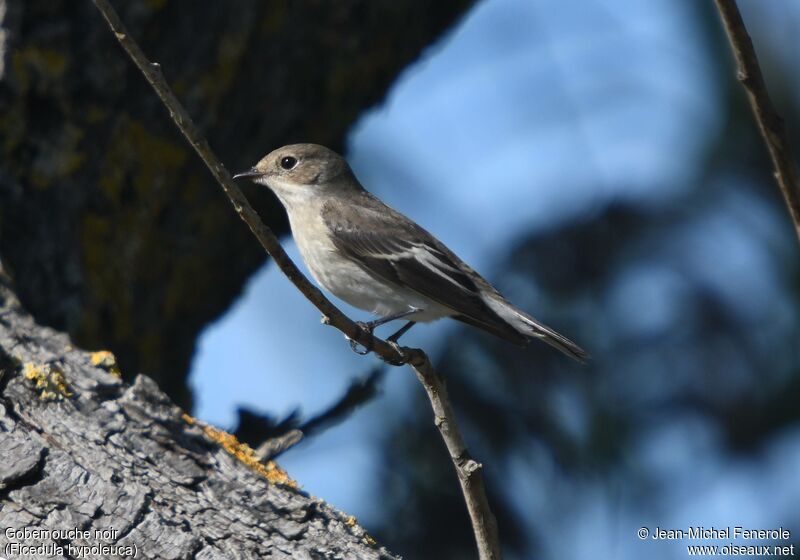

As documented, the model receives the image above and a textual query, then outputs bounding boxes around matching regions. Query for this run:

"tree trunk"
[0,276,398,559]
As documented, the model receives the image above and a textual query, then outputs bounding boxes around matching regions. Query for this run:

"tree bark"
[0,0,472,408]
[0,276,398,559]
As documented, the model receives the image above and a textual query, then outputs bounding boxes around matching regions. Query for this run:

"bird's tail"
[465,294,589,362]
[514,309,589,363]
[479,294,589,362]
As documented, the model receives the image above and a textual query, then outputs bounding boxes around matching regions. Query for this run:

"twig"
[256,429,304,463]
[89,1,502,558]
[410,359,501,560]
[714,0,800,244]
[243,367,386,461]
[301,367,385,435]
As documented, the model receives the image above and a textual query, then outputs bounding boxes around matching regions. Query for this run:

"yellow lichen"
[22,362,73,401]
[182,414,297,488]
[345,514,378,546]
[90,350,122,378]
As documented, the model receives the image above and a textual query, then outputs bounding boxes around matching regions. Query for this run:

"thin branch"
[240,367,387,461]
[301,367,386,437]
[714,0,800,244]
[89,1,502,558]
[255,429,304,463]
[410,360,501,559]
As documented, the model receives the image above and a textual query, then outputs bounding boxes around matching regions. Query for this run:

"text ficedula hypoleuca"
[234,143,587,362]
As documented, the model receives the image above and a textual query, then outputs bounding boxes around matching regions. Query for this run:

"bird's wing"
[322,198,528,344]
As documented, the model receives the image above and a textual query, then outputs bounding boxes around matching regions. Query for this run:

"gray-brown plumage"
[235,144,588,362]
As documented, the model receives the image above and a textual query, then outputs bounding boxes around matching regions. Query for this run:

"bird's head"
[234,144,359,205]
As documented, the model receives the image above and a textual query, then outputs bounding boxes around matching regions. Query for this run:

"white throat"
[258,178,317,214]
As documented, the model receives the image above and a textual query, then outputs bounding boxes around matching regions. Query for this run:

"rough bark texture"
[0,0,471,408]
[0,277,399,559]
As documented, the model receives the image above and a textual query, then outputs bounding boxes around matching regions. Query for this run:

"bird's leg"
[382,322,415,366]
[387,321,416,343]
[359,307,421,332]
[349,308,420,356]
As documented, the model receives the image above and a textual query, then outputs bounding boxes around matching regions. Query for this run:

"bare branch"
[410,359,501,560]
[241,367,387,461]
[714,0,800,244]
[256,429,304,463]
[301,367,386,437]
[89,0,502,557]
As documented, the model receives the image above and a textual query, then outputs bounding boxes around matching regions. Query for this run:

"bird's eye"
[280,156,298,170]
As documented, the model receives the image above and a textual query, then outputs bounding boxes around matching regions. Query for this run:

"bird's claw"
[347,321,375,356]
[380,340,409,366]
[346,321,409,364]
[349,337,370,355]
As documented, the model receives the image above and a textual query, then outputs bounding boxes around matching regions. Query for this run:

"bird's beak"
[232,168,264,180]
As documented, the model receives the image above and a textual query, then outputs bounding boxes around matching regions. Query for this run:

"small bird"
[234,144,587,362]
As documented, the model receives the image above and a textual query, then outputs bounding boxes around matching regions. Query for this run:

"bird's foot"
[361,319,383,331]
[347,321,376,356]
[380,340,409,366]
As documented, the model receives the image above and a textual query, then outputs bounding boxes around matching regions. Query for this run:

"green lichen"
[11,46,68,93]
[146,0,168,11]
[3,46,86,189]
[86,105,108,124]
[195,28,249,115]
[29,124,87,189]
[97,119,187,202]
[260,3,288,34]
[78,118,188,350]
